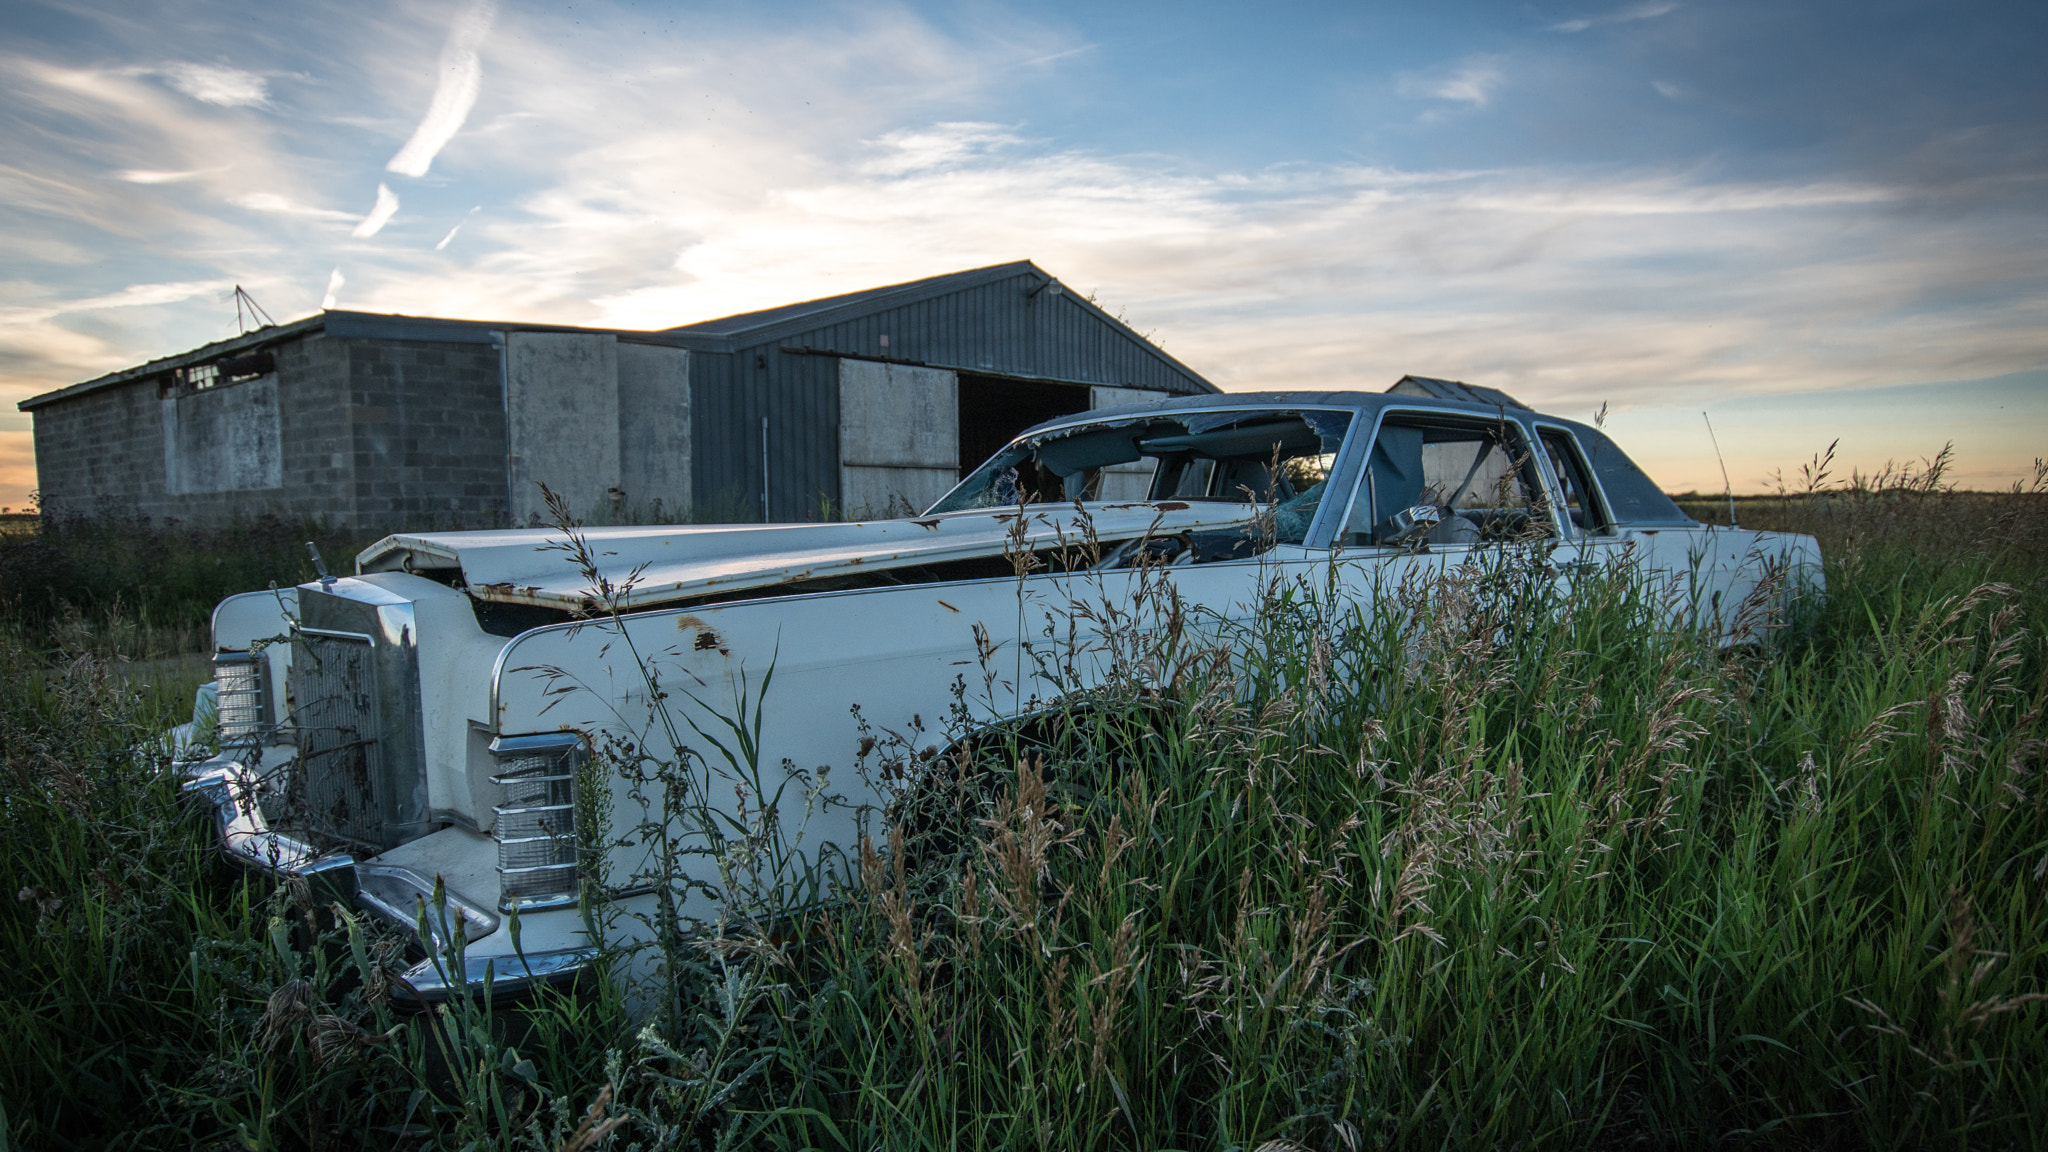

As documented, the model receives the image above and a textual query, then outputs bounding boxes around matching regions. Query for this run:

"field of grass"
[1,465,2043,1150]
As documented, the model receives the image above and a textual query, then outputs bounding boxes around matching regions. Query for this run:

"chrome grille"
[290,630,385,850]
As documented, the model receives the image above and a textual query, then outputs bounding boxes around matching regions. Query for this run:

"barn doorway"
[956,373,1094,477]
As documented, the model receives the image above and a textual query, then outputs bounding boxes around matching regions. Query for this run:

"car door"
[1327,408,1559,632]
[1535,422,1778,641]
[1530,421,1631,599]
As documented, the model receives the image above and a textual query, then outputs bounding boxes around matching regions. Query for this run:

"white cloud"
[160,62,269,106]
[861,122,1025,176]
[351,183,400,237]
[452,122,2036,429]
[1551,2,1681,33]
[1397,56,1505,108]
[321,268,345,310]
[435,205,480,250]
[1652,79,1683,100]
[232,192,362,223]
[0,279,233,324]
[385,0,497,178]
[117,168,211,184]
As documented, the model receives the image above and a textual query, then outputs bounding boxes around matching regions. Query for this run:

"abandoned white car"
[182,381,1820,999]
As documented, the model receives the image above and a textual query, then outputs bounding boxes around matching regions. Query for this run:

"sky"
[1,0,2043,507]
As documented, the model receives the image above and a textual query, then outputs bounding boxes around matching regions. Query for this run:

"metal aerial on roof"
[1387,374,1530,410]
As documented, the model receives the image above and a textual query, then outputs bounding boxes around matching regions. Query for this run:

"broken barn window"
[161,351,275,399]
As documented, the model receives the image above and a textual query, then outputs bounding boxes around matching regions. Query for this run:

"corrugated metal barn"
[20,261,1218,531]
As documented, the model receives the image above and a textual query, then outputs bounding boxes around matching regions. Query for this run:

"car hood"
[356,502,1258,611]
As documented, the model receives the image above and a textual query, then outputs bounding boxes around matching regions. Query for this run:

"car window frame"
[932,403,1369,551]
[1331,405,1555,553]
[1530,421,1617,539]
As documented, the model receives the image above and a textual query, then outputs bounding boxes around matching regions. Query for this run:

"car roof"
[1018,389,1551,438]
[1005,388,1692,528]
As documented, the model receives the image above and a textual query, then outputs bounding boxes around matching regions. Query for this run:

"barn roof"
[668,262,1043,337]
[20,260,1217,411]
[667,259,1217,395]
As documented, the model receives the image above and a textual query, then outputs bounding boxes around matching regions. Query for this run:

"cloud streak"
[158,62,267,106]
[232,192,361,223]
[385,0,497,178]
[0,279,232,324]
[1551,2,1681,34]
[1397,56,1505,108]
[351,183,399,237]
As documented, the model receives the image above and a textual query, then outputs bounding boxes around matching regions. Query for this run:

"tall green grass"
[0,510,366,660]
[2,470,2043,1149]
[716,502,2044,1150]
[0,633,635,1149]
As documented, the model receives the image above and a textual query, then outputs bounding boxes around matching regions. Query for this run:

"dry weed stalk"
[978,755,1076,940]
[859,833,926,1002]
[1851,889,2048,1069]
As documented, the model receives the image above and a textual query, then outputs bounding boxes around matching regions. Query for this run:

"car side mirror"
[1375,504,1442,545]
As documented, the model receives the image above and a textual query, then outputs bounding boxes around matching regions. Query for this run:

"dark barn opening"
[956,373,1095,477]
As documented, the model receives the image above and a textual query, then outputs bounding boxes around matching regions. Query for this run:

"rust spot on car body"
[1154,501,1190,511]
[936,599,960,613]
[912,518,941,530]
[674,614,730,655]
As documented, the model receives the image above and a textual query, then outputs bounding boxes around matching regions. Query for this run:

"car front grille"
[290,630,386,850]
[280,584,431,854]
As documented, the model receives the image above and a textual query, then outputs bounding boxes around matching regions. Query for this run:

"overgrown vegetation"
[0,508,365,661]
[2,458,2044,1149]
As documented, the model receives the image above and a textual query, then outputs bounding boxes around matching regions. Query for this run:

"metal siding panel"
[797,347,836,520]
[733,338,838,523]
[692,351,748,520]
[806,276,1214,491]
[775,346,799,521]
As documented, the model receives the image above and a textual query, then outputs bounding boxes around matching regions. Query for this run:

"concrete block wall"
[29,374,167,520]
[344,337,508,528]
[275,334,359,525]
[31,332,514,532]
[34,337,357,526]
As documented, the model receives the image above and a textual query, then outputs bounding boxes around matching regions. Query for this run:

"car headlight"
[488,733,586,912]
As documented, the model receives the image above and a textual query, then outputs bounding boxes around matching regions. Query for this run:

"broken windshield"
[929,408,1353,545]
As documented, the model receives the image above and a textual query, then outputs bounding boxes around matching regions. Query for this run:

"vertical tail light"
[212,651,272,742]
[489,733,587,912]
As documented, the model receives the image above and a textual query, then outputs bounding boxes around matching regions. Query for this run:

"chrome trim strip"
[183,751,592,1003]
[183,756,357,878]
[488,732,586,755]
[354,862,500,947]
[394,946,596,1003]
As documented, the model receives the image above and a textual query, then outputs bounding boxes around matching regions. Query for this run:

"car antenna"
[305,541,337,589]
[1701,412,1737,528]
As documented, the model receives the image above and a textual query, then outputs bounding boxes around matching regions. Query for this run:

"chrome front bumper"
[182,752,595,1003]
